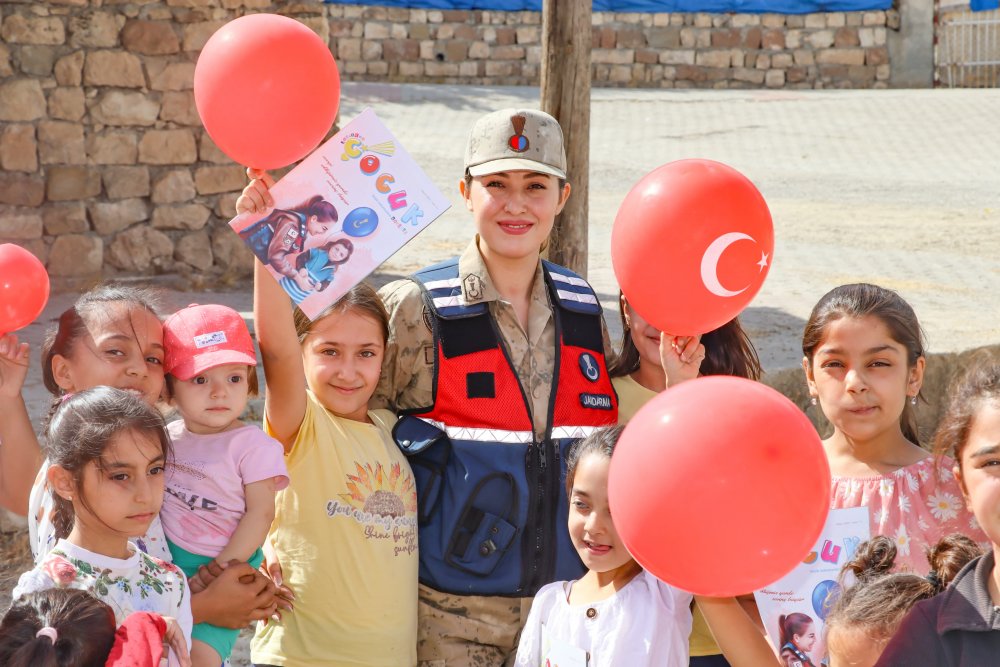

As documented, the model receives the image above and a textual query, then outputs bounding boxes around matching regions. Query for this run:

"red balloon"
[194,14,340,170]
[608,376,829,597]
[611,159,773,335]
[0,244,50,334]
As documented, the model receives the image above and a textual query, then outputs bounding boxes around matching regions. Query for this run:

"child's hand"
[660,333,706,388]
[236,168,275,215]
[260,538,295,622]
[187,566,209,594]
[0,333,29,399]
[191,559,280,628]
[161,616,191,667]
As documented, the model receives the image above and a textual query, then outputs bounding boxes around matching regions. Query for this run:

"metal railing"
[936,7,1000,86]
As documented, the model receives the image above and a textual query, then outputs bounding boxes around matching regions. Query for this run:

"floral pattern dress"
[830,456,988,574]
[13,538,192,651]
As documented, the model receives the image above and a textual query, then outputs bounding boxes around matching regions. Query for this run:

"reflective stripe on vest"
[416,417,534,444]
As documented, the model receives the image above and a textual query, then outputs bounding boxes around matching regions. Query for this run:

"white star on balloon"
[756,252,769,272]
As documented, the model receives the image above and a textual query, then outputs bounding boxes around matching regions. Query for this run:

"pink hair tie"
[36,626,58,643]
[59,392,75,403]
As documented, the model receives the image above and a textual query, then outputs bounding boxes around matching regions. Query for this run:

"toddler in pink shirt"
[160,304,288,667]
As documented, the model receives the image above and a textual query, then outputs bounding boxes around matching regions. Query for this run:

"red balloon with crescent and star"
[611,159,773,335]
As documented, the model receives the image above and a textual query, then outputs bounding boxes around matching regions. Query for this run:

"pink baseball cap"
[162,304,256,380]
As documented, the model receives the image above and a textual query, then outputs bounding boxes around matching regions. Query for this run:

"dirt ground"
[2,84,998,664]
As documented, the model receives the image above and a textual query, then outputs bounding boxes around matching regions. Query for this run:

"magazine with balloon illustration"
[228,108,451,320]
[752,506,870,667]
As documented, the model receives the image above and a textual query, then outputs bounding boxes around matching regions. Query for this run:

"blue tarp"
[326,0,892,14]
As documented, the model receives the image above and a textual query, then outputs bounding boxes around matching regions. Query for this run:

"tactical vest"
[392,258,618,597]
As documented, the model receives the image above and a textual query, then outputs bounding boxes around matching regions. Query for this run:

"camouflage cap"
[464,108,567,179]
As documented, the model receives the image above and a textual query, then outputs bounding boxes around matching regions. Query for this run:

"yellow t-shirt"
[251,392,418,667]
[611,374,658,423]
[611,375,722,658]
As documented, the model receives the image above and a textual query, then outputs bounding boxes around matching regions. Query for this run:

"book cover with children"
[753,507,870,667]
[229,108,451,319]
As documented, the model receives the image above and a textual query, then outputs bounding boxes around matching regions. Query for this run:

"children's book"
[753,507,870,667]
[540,623,589,667]
[229,108,450,319]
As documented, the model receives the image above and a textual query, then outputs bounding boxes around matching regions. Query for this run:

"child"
[610,294,761,667]
[0,588,116,667]
[159,303,289,667]
[777,613,817,667]
[874,358,1000,664]
[514,426,693,666]
[238,228,418,665]
[238,194,338,284]
[0,588,190,667]
[12,387,193,666]
[824,533,982,667]
[17,285,170,561]
[0,285,285,635]
[279,238,354,305]
[802,283,986,571]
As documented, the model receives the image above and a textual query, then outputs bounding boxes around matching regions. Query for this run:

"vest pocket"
[394,416,450,524]
[445,472,519,577]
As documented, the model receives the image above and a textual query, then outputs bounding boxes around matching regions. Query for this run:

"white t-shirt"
[14,538,192,664]
[515,569,693,667]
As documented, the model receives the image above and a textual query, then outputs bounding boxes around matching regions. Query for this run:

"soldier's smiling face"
[460,170,570,264]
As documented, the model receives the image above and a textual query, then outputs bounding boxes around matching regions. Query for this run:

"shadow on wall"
[765,344,1000,446]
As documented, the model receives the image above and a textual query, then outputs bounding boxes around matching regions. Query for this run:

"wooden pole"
[540,0,592,278]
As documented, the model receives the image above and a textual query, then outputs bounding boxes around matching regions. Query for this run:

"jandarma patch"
[578,352,600,382]
[508,115,529,153]
[193,331,227,348]
[579,393,613,410]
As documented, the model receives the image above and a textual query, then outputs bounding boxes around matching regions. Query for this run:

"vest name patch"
[579,393,613,410]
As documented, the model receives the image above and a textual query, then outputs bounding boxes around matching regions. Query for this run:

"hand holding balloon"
[237,168,276,216]
[0,334,29,400]
[659,333,705,387]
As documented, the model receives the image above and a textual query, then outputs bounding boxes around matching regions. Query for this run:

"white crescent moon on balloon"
[700,232,756,298]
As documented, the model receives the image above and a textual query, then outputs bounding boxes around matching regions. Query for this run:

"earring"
[810,397,817,406]
[910,396,917,406]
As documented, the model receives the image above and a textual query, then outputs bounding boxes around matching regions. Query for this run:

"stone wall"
[337,6,895,90]
[0,2,896,286]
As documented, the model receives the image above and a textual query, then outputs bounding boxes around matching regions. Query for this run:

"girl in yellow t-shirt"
[242,171,418,667]
[608,293,762,667]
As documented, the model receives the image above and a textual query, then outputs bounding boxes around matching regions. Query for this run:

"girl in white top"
[515,425,693,667]
[13,386,192,666]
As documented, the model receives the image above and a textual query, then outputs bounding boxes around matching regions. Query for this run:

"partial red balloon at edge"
[0,244,50,335]
[608,376,830,597]
[611,159,774,336]
[194,13,341,170]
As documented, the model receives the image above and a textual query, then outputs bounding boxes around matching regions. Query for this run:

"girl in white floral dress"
[801,283,986,572]
[13,386,192,666]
